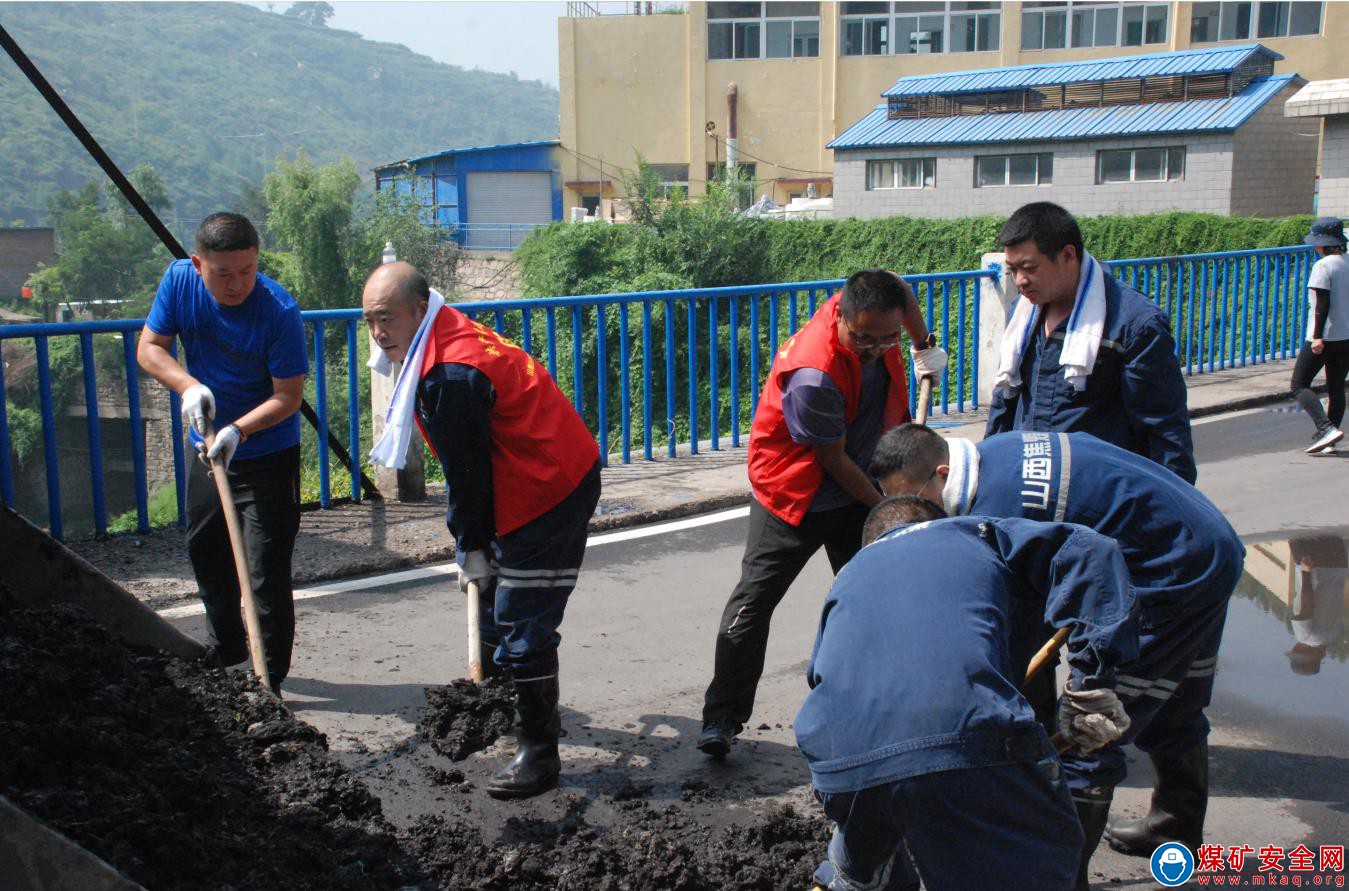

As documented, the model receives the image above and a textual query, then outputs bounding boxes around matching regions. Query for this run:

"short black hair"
[863,494,947,545]
[196,213,260,254]
[998,202,1084,261]
[840,270,912,318]
[870,424,948,483]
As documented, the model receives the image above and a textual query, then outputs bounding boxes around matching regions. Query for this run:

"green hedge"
[519,211,1316,298]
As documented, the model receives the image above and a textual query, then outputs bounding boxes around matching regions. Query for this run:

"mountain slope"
[0,1,559,233]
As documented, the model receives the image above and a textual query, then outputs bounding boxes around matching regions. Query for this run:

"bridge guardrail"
[0,246,1311,540]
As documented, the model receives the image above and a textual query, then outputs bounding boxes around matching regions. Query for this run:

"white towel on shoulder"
[368,288,447,469]
[994,252,1107,394]
[941,437,979,517]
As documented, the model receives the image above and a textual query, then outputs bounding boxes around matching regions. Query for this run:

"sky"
[254,1,569,87]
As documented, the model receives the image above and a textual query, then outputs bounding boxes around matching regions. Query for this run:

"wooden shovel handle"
[915,375,934,425]
[204,422,272,692]
[466,579,484,683]
[1024,626,1070,687]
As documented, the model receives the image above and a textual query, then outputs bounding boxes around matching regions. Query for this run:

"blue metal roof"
[882,45,1283,99]
[376,140,560,171]
[830,74,1295,150]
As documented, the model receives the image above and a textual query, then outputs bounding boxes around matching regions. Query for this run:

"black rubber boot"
[1105,741,1208,856]
[486,676,561,800]
[1073,786,1114,890]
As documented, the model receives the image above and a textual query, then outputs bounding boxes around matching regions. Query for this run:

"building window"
[1122,3,1169,44]
[1096,147,1185,183]
[648,164,690,198]
[709,2,819,60]
[867,158,937,189]
[949,2,1001,52]
[975,153,1054,187]
[1190,1,1321,41]
[1022,2,1168,50]
[707,162,758,181]
[1071,3,1119,47]
[841,2,998,56]
[707,162,758,204]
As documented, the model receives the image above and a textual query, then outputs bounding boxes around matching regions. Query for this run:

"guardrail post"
[978,252,1014,409]
[369,349,426,502]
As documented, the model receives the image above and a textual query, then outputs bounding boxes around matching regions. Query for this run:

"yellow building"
[559,1,1349,210]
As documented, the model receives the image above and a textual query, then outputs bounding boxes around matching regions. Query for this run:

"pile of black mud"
[419,677,516,760]
[0,598,830,889]
[0,600,420,889]
[404,800,829,889]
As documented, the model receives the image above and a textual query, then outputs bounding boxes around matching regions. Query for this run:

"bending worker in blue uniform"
[987,202,1196,484]
[798,495,1139,891]
[872,425,1245,889]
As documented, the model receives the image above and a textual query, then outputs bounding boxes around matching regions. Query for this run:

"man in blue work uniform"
[987,202,1195,484]
[137,213,308,693]
[872,424,1244,888]
[798,495,1138,891]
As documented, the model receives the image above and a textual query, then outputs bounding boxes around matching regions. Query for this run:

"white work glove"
[181,384,215,436]
[1057,687,1131,753]
[911,346,948,380]
[458,549,495,593]
[200,423,243,470]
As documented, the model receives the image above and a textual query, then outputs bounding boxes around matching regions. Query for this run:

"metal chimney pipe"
[726,82,739,172]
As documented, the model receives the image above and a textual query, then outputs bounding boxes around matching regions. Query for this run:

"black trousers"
[702,497,870,729]
[1290,338,1349,431]
[186,445,301,684]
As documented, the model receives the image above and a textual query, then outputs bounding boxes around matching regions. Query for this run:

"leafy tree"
[360,177,459,292]
[263,153,362,309]
[283,2,334,27]
[25,165,173,319]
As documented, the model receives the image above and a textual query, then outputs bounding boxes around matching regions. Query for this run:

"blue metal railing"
[452,222,548,251]
[0,245,1313,540]
[1104,245,1315,375]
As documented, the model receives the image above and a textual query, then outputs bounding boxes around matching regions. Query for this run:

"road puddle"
[1224,529,1349,723]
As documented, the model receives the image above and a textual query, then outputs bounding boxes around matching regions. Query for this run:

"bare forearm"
[232,391,301,438]
[815,444,881,508]
[136,337,196,395]
[903,298,930,345]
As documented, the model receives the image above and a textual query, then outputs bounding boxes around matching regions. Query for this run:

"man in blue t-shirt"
[137,213,308,692]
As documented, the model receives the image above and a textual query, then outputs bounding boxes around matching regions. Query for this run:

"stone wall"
[452,253,524,303]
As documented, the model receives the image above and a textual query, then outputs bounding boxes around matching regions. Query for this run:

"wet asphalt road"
[169,404,1349,886]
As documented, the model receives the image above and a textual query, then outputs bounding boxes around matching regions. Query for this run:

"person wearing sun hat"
[1292,216,1349,454]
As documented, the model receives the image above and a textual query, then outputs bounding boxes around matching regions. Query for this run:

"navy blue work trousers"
[819,756,1082,891]
[1061,591,1232,792]
[478,460,601,680]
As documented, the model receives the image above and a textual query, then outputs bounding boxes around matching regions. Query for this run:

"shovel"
[1023,625,1078,755]
[914,375,935,426]
[466,578,485,683]
[203,421,271,693]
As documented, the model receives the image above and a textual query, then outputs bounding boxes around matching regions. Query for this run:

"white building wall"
[834,133,1237,220]
[1316,115,1349,217]
[1230,82,1318,218]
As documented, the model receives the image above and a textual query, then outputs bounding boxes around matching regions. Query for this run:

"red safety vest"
[747,293,910,526]
[416,307,599,536]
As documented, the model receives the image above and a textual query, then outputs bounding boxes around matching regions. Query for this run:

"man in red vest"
[362,262,601,799]
[698,269,945,758]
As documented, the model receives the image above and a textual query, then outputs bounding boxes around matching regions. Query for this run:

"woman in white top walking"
[1292,217,1349,454]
